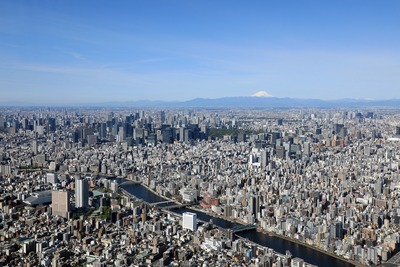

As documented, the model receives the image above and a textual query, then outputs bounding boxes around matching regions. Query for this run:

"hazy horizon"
[1,1,400,103]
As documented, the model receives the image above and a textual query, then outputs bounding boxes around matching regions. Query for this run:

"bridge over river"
[119,181,355,267]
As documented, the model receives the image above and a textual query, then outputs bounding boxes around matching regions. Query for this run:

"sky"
[1,1,400,104]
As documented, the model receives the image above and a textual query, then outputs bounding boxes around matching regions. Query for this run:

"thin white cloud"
[53,47,86,61]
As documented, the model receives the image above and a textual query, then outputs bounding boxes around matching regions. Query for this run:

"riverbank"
[256,230,363,267]
[120,181,358,267]
[174,197,361,266]
[191,204,361,266]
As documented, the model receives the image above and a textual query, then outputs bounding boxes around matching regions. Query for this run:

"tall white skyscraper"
[32,140,38,154]
[75,175,89,210]
[183,212,197,231]
[303,142,311,157]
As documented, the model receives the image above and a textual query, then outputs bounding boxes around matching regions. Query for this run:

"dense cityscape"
[1,107,400,266]
[2,0,400,266]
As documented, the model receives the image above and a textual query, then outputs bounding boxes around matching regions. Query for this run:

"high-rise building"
[82,127,94,142]
[276,146,286,159]
[75,175,89,210]
[48,118,56,132]
[52,191,70,218]
[118,126,126,142]
[260,149,269,169]
[110,180,119,193]
[183,212,197,231]
[333,123,344,135]
[303,142,311,157]
[99,123,107,140]
[32,140,38,154]
[179,127,186,142]
[249,195,259,216]
[330,221,343,239]
[160,111,165,124]
[0,117,4,129]
[396,126,400,136]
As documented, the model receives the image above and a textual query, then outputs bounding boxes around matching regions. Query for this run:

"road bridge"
[152,200,176,205]
[230,224,257,233]
[163,202,198,210]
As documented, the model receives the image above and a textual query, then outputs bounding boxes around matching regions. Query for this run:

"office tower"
[124,122,132,138]
[276,146,286,159]
[48,118,56,132]
[118,126,125,142]
[260,149,269,169]
[183,212,197,231]
[200,124,209,140]
[303,142,311,157]
[160,111,165,124]
[184,128,192,143]
[0,117,4,129]
[111,124,118,136]
[269,132,280,144]
[75,175,89,210]
[160,128,172,143]
[396,126,400,136]
[52,191,70,218]
[333,123,344,135]
[179,127,185,142]
[82,127,94,142]
[330,221,343,239]
[32,140,38,154]
[99,123,107,140]
[249,195,259,216]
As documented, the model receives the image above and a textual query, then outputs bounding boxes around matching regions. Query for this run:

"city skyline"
[2,106,400,266]
[1,1,400,104]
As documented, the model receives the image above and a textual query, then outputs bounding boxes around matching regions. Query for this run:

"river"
[120,182,355,267]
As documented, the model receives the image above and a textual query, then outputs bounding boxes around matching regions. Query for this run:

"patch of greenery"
[96,206,111,221]
[209,128,241,139]
[72,208,96,219]
[209,128,257,140]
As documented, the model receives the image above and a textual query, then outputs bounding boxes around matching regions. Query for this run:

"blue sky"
[1,1,400,104]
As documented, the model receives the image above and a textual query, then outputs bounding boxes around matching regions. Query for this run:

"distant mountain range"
[1,96,400,108]
[64,96,400,108]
